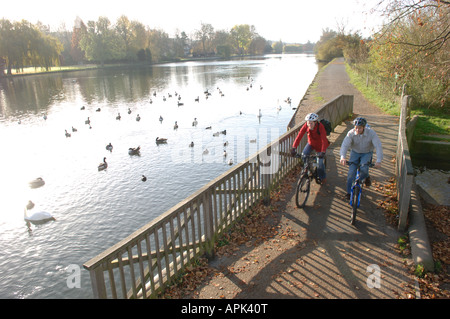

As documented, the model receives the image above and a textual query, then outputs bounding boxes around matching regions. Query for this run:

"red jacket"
[293,122,330,153]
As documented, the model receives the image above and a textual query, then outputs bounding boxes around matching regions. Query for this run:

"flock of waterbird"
[36,77,295,186]
[22,77,295,227]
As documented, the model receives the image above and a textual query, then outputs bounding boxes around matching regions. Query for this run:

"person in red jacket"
[291,113,330,184]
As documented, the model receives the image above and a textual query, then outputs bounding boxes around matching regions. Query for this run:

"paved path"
[185,58,414,299]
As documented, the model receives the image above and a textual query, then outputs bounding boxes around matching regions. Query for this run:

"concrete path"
[186,58,415,299]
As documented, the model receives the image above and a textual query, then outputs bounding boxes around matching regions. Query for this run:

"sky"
[2,0,385,43]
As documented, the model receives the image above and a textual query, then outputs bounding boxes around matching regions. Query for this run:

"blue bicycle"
[346,161,374,225]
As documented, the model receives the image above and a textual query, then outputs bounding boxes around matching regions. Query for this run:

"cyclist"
[339,117,383,199]
[291,113,330,184]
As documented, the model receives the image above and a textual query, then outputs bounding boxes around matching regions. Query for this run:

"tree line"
[0,16,315,75]
[314,0,449,109]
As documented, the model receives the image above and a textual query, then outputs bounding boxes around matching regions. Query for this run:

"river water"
[0,54,318,298]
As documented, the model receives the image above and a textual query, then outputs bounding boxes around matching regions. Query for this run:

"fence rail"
[83,95,354,298]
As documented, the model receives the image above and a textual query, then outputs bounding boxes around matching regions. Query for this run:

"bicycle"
[346,161,375,225]
[295,153,326,208]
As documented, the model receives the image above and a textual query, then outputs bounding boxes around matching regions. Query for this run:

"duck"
[177,101,184,106]
[128,146,141,155]
[98,157,107,171]
[141,175,147,182]
[24,208,55,225]
[136,114,141,121]
[159,115,164,122]
[223,150,227,157]
[228,159,233,165]
[128,108,132,114]
[96,108,101,112]
[195,96,199,102]
[213,132,220,137]
[80,106,85,110]
[72,126,77,132]
[65,130,71,137]
[203,148,209,155]
[85,117,90,125]
[106,143,113,151]
[189,141,194,147]
[192,118,198,126]
[224,141,229,147]
[43,113,48,120]
[29,177,45,188]
[205,126,212,130]
[250,139,257,143]
[220,130,227,135]
[156,137,167,144]
[116,113,121,120]
[258,109,262,117]
[174,121,178,130]
[26,200,35,210]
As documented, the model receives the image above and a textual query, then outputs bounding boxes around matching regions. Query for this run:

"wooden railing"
[395,94,414,231]
[83,95,354,298]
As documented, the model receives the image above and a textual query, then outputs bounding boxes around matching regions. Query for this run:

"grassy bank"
[345,64,449,141]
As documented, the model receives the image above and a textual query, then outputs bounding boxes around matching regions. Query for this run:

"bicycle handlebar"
[345,161,375,168]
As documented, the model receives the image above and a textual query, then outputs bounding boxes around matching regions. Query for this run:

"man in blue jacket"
[340,117,383,199]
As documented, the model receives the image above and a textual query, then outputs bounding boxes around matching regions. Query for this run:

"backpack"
[317,119,332,136]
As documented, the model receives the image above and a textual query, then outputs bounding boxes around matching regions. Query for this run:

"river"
[0,54,318,298]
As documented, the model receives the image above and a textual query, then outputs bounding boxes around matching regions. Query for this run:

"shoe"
[345,193,350,200]
[321,178,327,185]
[365,176,371,187]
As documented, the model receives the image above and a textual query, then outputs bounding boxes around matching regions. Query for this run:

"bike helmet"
[353,117,367,127]
[305,113,319,121]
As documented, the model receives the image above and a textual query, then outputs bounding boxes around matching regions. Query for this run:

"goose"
[85,117,91,125]
[195,96,199,102]
[159,115,164,122]
[141,175,147,182]
[116,113,121,120]
[163,96,166,101]
[220,130,227,135]
[155,137,167,144]
[98,157,107,171]
[128,108,132,114]
[65,130,71,137]
[72,126,77,132]
[149,98,153,104]
[136,114,141,121]
[177,101,184,106]
[80,106,85,110]
[192,118,198,126]
[174,121,178,130]
[96,108,101,112]
[24,208,55,225]
[213,132,220,137]
[128,146,141,155]
[224,141,229,147]
[203,148,209,155]
[189,141,194,147]
[250,139,257,143]
[43,113,47,120]
[205,126,212,130]
[106,143,113,151]
[223,150,227,157]
[29,177,45,189]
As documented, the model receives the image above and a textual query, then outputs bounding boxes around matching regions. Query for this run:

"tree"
[79,17,125,67]
[230,24,256,55]
[371,0,449,107]
[195,23,214,56]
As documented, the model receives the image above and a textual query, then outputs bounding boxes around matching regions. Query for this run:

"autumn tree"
[371,0,449,107]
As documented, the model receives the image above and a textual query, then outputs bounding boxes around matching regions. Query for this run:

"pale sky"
[2,0,384,43]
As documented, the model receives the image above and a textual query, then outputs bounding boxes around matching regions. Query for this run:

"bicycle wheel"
[295,175,310,208]
[351,185,360,225]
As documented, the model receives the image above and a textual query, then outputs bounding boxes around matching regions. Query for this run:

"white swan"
[29,177,45,189]
[24,208,55,225]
